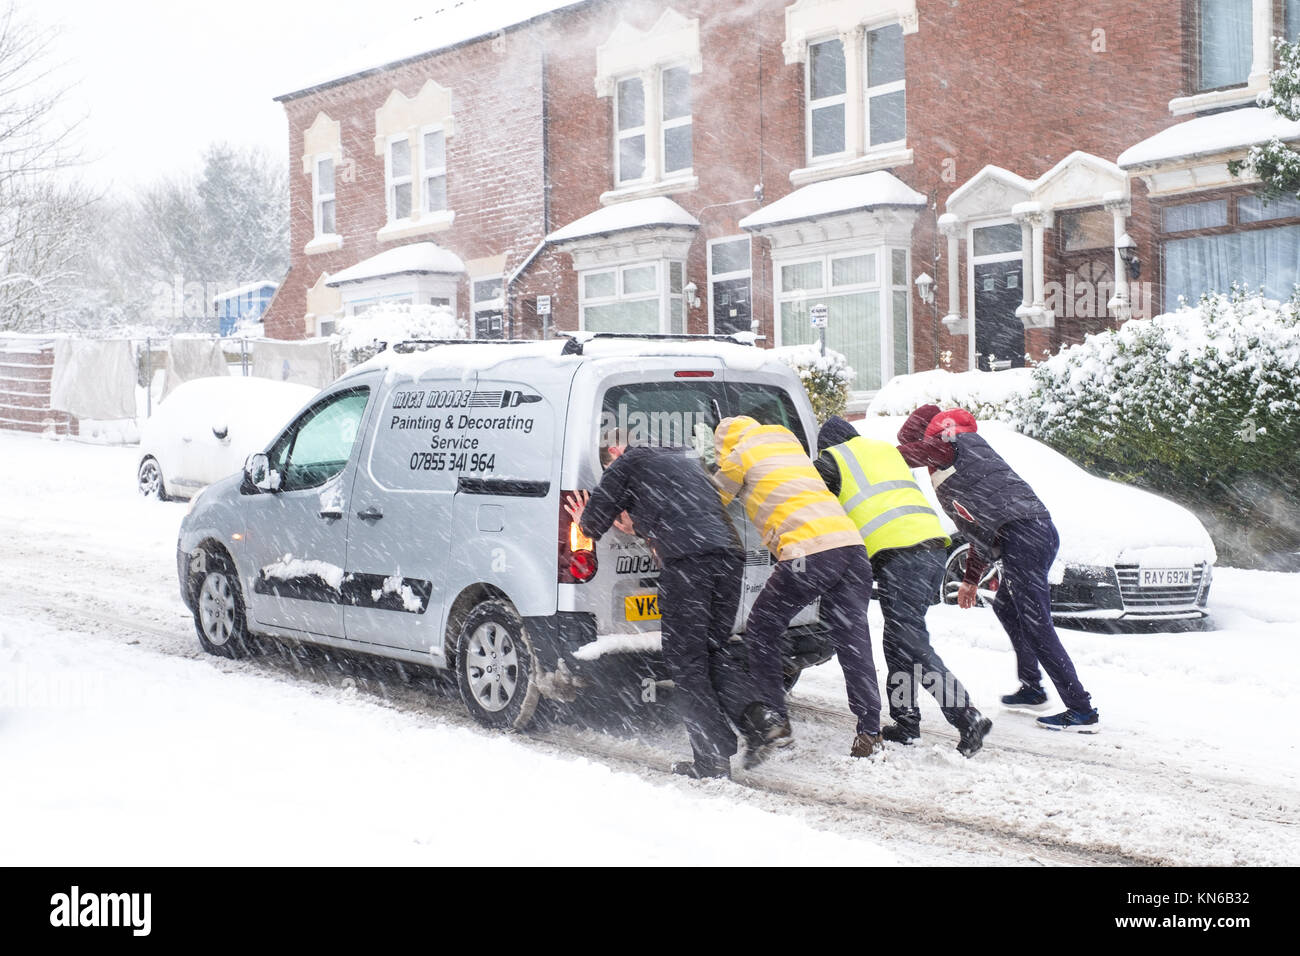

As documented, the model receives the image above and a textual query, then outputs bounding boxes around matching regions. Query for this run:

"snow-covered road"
[1,431,1297,865]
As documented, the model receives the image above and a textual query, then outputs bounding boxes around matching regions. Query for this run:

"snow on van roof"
[278,0,588,99]
[345,337,786,381]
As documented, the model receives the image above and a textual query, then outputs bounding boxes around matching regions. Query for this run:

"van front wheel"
[454,600,540,731]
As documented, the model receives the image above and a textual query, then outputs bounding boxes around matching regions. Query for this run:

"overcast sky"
[22,0,431,190]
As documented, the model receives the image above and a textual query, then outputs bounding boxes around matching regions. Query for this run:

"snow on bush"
[865,367,1032,422]
[772,344,855,423]
[1017,290,1300,560]
[335,302,466,368]
[1230,38,1300,197]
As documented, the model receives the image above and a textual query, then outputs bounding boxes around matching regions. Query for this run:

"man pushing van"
[565,444,786,780]
[711,416,884,760]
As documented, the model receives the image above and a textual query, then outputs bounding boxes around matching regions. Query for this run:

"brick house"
[264,0,1300,406]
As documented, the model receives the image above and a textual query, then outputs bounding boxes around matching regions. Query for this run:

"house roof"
[545,196,700,243]
[325,243,466,287]
[212,280,278,303]
[1118,107,1300,169]
[739,171,927,230]
[276,0,589,100]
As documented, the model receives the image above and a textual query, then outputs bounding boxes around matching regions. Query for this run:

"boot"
[850,732,884,758]
[880,721,921,745]
[671,754,731,779]
[741,702,792,769]
[957,714,993,757]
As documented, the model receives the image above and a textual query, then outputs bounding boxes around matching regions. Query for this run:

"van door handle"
[319,507,343,520]
[356,507,384,521]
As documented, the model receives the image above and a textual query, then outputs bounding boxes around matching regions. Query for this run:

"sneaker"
[880,722,921,745]
[740,703,793,769]
[1000,683,1049,709]
[957,715,993,757]
[671,756,731,779]
[1036,708,1100,733]
[850,732,884,758]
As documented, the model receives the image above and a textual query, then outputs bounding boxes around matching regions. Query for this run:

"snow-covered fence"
[0,335,76,436]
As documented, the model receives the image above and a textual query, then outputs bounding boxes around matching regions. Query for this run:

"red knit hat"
[924,408,978,441]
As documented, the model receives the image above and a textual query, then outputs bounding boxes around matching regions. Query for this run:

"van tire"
[193,552,255,659]
[454,600,541,731]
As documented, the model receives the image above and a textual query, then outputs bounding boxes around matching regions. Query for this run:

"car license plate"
[1140,568,1192,587]
[625,594,661,621]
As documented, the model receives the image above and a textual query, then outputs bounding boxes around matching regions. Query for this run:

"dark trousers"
[659,549,755,762]
[746,545,880,736]
[991,516,1093,712]
[874,545,978,732]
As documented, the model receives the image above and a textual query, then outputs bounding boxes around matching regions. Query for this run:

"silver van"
[177,334,833,729]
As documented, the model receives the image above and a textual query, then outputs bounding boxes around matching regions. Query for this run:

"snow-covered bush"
[773,345,856,423]
[1017,290,1300,561]
[1230,38,1300,197]
[334,302,466,368]
[865,367,1032,422]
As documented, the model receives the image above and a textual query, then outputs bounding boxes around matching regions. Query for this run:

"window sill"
[1168,79,1264,117]
[304,233,343,256]
[377,210,456,243]
[600,174,699,206]
[790,147,913,187]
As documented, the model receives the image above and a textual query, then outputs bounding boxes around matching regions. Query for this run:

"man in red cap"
[897,404,1100,732]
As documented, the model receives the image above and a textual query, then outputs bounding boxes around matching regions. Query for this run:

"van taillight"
[559,493,597,583]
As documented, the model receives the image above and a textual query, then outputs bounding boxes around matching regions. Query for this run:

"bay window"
[776,247,910,392]
[1162,193,1300,305]
[581,260,685,334]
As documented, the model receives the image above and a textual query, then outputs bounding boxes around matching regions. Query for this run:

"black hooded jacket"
[812,415,862,497]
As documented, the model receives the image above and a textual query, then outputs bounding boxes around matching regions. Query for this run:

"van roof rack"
[390,338,542,353]
[559,331,760,356]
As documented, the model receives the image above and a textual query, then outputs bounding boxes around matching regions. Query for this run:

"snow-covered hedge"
[1018,291,1300,560]
[865,367,1032,422]
[772,345,856,423]
[335,302,466,368]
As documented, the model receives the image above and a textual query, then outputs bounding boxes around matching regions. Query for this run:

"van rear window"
[600,382,808,453]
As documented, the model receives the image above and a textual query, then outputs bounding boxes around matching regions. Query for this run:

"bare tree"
[0,0,92,332]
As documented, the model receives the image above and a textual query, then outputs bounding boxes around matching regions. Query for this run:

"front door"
[974,260,1025,370]
[712,277,752,336]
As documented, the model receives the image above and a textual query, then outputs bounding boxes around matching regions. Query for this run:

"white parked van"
[177,334,834,729]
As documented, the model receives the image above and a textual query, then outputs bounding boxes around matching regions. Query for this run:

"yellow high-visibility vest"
[827,436,950,558]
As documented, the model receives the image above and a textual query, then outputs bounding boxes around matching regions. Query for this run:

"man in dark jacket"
[565,444,784,778]
[814,416,992,756]
[897,405,1100,733]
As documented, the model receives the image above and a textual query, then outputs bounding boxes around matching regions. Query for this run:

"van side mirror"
[243,453,280,493]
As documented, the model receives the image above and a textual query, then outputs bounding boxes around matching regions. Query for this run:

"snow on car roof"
[857,416,1216,571]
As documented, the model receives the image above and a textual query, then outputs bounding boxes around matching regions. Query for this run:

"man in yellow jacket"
[815,416,992,757]
[713,415,883,760]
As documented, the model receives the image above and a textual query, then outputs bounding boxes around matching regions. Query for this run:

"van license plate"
[625,594,661,621]
[1139,568,1192,587]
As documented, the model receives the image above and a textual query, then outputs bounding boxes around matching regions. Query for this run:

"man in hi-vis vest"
[815,417,993,757]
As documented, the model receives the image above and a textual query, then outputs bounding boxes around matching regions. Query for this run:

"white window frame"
[707,236,753,335]
[579,260,685,333]
[773,246,908,394]
[615,76,649,186]
[887,246,912,377]
[965,217,1024,371]
[420,124,448,215]
[660,64,693,178]
[312,156,337,239]
[806,35,849,164]
[863,24,906,149]
[385,134,413,223]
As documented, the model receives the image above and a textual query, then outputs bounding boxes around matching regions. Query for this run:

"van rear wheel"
[454,600,540,731]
